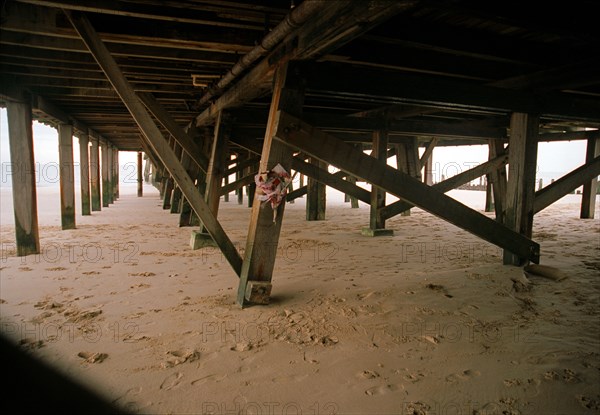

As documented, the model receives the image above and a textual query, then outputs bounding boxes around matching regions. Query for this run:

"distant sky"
[0,108,590,188]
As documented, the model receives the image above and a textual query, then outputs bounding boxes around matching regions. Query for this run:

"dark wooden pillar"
[503,113,539,265]
[488,140,507,223]
[108,143,115,204]
[424,154,434,185]
[79,132,91,215]
[113,147,119,200]
[306,158,327,221]
[246,161,256,208]
[580,137,599,219]
[362,129,393,236]
[90,136,101,211]
[143,153,150,183]
[485,178,494,212]
[237,61,305,306]
[169,143,184,213]
[6,100,40,256]
[101,141,110,207]
[192,111,229,248]
[236,162,244,205]
[58,123,76,229]
[137,151,143,197]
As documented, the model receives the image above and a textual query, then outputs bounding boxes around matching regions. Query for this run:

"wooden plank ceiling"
[1,0,599,151]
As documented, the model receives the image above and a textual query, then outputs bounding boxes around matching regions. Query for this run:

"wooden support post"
[169,143,184,212]
[488,140,508,223]
[143,153,150,183]
[113,147,119,200]
[137,151,143,197]
[58,123,76,230]
[347,176,359,208]
[162,138,175,209]
[6,100,40,256]
[78,132,91,215]
[306,158,327,221]
[223,174,230,202]
[485,179,494,212]
[237,61,305,306]
[90,136,101,211]
[424,154,434,185]
[178,151,197,226]
[274,111,539,263]
[363,129,393,236]
[419,137,438,172]
[503,113,539,265]
[192,111,229,249]
[107,143,115,204]
[101,141,109,207]
[580,137,600,219]
[246,162,256,208]
[395,143,411,216]
[67,10,243,275]
[237,163,244,205]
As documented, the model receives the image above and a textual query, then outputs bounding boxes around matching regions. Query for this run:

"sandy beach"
[0,184,598,414]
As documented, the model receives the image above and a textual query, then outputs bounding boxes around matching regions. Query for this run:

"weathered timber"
[419,137,438,169]
[137,151,143,197]
[274,111,539,263]
[488,140,508,222]
[67,10,243,276]
[290,159,369,204]
[306,158,327,221]
[78,131,91,215]
[113,146,119,199]
[381,154,509,220]
[237,61,305,306]
[363,129,392,236]
[58,123,76,229]
[6,100,40,255]
[534,156,600,214]
[101,141,109,207]
[197,111,229,240]
[503,113,539,265]
[90,135,101,211]
[580,138,600,219]
[299,61,600,123]
[138,92,208,173]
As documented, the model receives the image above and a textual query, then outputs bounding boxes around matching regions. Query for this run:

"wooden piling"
[503,113,539,265]
[79,132,91,215]
[58,123,76,229]
[90,136,101,211]
[6,100,40,256]
[580,137,599,219]
[137,151,143,197]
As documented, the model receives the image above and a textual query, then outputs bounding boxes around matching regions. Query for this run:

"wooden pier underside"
[1,1,599,306]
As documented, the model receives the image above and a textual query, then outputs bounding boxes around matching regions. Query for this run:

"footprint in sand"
[190,373,227,386]
[365,384,402,396]
[576,395,600,411]
[160,372,184,390]
[358,370,380,379]
[77,351,108,363]
[445,369,481,383]
[46,267,67,271]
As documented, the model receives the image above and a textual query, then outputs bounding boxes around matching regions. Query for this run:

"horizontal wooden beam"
[534,156,600,214]
[274,111,539,263]
[299,61,600,123]
[381,153,509,220]
[195,1,418,126]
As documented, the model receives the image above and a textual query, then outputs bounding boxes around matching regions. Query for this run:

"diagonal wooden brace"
[273,111,540,263]
[67,10,242,276]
